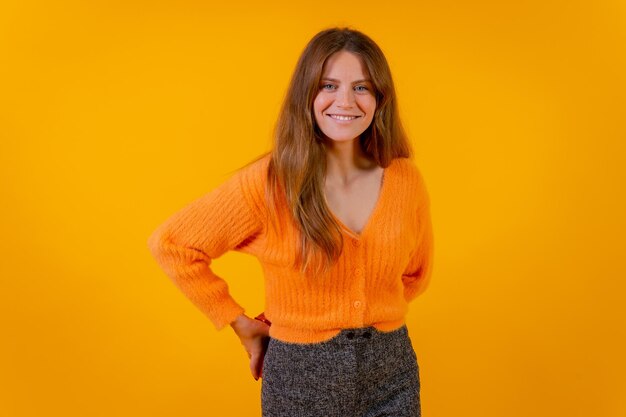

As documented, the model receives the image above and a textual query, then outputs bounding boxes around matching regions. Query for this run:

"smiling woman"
[147,26,433,417]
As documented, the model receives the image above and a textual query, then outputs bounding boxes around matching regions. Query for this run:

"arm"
[401,172,434,302]
[147,169,263,330]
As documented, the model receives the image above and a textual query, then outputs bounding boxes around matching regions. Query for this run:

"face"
[313,50,377,144]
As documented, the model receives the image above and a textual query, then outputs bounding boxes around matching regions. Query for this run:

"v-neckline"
[325,159,394,241]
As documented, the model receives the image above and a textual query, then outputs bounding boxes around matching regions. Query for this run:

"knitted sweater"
[147,153,434,344]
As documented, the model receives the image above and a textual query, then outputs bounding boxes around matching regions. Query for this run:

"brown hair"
[244,27,413,275]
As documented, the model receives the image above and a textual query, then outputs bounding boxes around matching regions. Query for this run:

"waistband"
[268,319,408,345]
[330,324,408,344]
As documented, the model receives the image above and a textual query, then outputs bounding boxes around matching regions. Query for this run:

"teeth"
[330,114,358,121]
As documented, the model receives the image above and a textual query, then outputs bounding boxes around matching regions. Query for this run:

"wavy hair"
[244,27,413,276]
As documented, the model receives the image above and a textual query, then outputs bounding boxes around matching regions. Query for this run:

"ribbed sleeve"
[401,167,435,303]
[147,169,263,330]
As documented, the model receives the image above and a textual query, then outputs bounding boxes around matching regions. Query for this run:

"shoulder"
[238,152,272,177]
[390,157,427,187]
[231,152,272,217]
[390,157,431,208]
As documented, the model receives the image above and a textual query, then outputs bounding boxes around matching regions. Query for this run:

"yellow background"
[1,1,625,416]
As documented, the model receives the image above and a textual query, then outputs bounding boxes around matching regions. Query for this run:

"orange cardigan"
[147,153,434,344]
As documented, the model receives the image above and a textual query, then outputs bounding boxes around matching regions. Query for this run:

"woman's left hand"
[230,314,271,380]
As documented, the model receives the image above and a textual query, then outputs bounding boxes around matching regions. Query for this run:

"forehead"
[321,50,369,78]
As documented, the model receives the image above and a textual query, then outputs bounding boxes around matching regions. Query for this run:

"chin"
[325,136,359,144]
[322,131,367,143]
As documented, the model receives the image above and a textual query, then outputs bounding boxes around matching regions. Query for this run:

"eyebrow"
[321,78,372,84]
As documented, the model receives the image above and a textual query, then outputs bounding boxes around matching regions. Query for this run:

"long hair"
[247,27,413,276]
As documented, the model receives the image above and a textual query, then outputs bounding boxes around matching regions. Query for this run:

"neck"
[324,137,377,184]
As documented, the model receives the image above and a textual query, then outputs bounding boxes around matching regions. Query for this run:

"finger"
[259,339,269,378]
[259,357,264,379]
[250,354,259,380]
[255,353,263,379]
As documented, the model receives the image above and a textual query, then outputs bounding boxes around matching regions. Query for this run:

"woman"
[148,26,434,417]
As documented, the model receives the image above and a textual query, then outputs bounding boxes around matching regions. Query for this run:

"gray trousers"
[261,324,421,417]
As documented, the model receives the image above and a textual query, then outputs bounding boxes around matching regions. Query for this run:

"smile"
[328,114,361,121]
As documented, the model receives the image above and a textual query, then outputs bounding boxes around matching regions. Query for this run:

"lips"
[327,114,361,121]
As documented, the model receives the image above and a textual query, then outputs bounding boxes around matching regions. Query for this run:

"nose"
[336,86,355,108]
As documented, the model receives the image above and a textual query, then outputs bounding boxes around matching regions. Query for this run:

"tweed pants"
[261,324,421,417]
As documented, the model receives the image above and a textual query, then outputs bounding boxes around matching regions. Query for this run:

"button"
[346,331,355,339]
[362,331,372,339]
[353,300,362,308]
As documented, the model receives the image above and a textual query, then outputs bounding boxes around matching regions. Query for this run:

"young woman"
[148,26,434,417]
